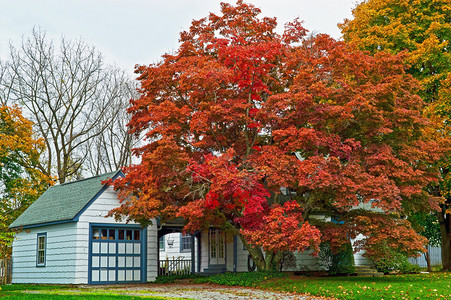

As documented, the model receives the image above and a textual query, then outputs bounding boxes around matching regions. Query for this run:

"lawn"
[2,272,450,299]
[0,284,174,299]
[197,271,451,299]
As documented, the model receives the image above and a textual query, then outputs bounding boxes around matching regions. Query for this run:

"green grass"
[4,272,451,299]
[202,272,451,299]
[0,284,180,299]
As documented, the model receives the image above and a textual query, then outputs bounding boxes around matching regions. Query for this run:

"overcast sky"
[0,0,361,75]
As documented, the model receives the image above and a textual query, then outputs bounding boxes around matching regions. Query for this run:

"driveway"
[84,283,328,299]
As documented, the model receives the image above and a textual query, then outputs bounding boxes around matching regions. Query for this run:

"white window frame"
[36,233,47,267]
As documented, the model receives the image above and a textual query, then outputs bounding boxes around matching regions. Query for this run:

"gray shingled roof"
[10,170,121,229]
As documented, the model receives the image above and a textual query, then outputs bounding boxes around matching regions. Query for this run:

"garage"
[89,224,146,284]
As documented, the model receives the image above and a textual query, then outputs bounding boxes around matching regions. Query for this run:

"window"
[180,234,192,252]
[159,236,165,251]
[36,233,47,267]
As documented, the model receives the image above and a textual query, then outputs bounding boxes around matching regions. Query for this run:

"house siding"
[12,222,78,284]
[352,234,372,267]
[199,231,209,272]
[159,232,198,272]
[236,238,250,272]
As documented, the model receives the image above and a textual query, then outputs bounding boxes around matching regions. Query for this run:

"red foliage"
[241,201,321,254]
[110,1,444,260]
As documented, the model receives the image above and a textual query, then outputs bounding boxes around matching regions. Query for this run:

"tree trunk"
[240,235,283,271]
[438,210,451,270]
[424,245,432,272]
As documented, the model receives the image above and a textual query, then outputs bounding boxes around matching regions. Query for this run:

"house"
[9,171,158,284]
[8,171,253,284]
[9,171,374,284]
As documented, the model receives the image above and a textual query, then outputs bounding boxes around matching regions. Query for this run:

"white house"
[9,171,158,284]
[9,171,375,285]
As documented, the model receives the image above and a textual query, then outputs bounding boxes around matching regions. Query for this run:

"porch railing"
[158,257,191,276]
[0,259,12,284]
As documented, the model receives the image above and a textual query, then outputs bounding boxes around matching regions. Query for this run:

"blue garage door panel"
[89,224,146,284]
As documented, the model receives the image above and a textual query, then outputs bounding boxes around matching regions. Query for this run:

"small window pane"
[92,270,99,282]
[92,242,100,254]
[109,256,116,268]
[101,229,108,240]
[159,236,165,251]
[133,230,140,241]
[118,230,125,240]
[126,256,133,267]
[126,230,132,240]
[134,243,140,254]
[101,243,108,254]
[181,234,192,251]
[93,229,100,240]
[100,270,107,281]
[92,256,99,268]
[126,243,133,254]
[118,256,125,268]
[118,270,125,281]
[38,251,45,264]
[134,270,140,281]
[126,270,133,281]
[109,270,116,281]
[101,256,108,268]
[109,229,115,240]
[134,256,140,268]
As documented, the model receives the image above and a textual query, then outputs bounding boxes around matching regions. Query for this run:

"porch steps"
[354,266,384,277]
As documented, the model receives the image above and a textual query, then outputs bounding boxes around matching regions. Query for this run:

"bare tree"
[0,29,135,183]
[83,81,140,176]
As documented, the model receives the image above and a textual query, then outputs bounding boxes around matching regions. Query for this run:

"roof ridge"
[52,170,119,188]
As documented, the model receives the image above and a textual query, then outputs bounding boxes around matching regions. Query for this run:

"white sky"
[0,0,361,75]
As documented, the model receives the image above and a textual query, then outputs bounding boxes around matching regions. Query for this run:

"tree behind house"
[0,29,136,183]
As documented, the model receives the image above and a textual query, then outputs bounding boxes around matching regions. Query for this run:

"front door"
[209,229,225,265]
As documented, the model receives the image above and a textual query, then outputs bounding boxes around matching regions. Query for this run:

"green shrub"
[370,247,421,274]
[194,271,287,287]
[319,242,355,275]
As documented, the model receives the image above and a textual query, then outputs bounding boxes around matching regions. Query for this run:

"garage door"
[89,225,145,284]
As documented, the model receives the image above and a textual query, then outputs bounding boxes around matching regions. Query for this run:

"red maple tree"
[109,1,444,270]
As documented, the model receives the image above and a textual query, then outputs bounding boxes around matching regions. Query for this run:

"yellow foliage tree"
[340,0,451,269]
[0,105,52,258]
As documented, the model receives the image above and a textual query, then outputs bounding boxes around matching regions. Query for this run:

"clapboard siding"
[236,239,250,272]
[200,231,209,272]
[352,234,372,266]
[12,222,78,284]
[146,223,158,282]
[289,249,326,271]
